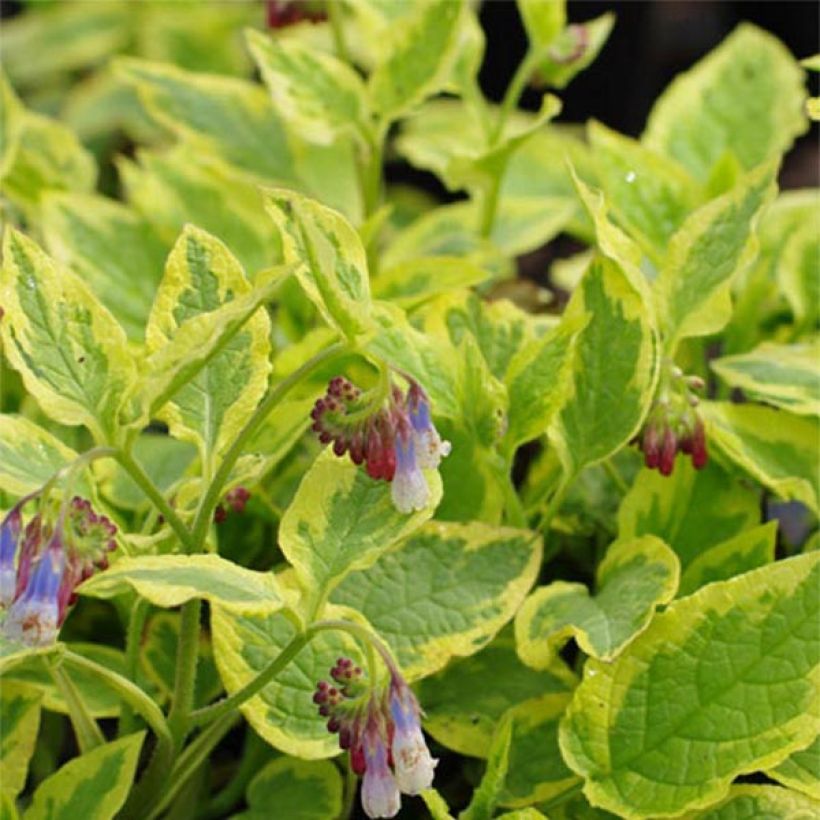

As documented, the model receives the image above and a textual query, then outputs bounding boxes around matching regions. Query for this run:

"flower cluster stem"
[118,598,150,737]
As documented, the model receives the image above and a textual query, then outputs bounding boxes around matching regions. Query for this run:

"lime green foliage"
[234,757,344,820]
[0,229,135,443]
[79,554,283,615]
[0,683,42,800]
[643,24,807,181]
[0,5,816,819]
[0,416,78,496]
[767,736,820,800]
[279,448,440,608]
[23,733,144,820]
[684,785,820,819]
[143,225,272,464]
[211,603,365,758]
[417,634,576,757]
[551,256,657,476]
[618,459,763,577]
[516,536,679,667]
[332,522,542,679]
[560,554,820,817]
[701,402,819,513]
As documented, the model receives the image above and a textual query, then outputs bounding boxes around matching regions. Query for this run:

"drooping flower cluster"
[311,376,451,514]
[314,658,437,819]
[0,495,117,647]
[636,364,708,476]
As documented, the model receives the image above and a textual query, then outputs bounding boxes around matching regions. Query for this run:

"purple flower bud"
[0,507,22,607]
[691,417,708,470]
[3,537,65,647]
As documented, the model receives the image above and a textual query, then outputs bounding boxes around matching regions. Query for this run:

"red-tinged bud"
[333,438,347,457]
[349,431,365,465]
[691,418,708,469]
[642,424,661,469]
[339,725,353,750]
[226,486,250,514]
[213,505,228,525]
[327,716,341,733]
[351,743,366,775]
[659,427,677,476]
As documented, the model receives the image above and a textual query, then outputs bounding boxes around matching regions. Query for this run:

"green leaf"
[618,458,761,573]
[332,521,543,679]
[0,229,136,443]
[504,312,585,451]
[264,188,373,339]
[516,536,679,667]
[4,643,152,719]
[211,602,365,758]
[279,448,441,608]
[1,788,19,820]
[684,784,820,819]
[23,733,144,820]
[778,218,820,331]
[588,120,700,263]
[678,522,777,597]
[518,0,566,50]
[654,160,778,346]
[41,192,167,342]
[0,84,97,222]
[461,714,513,820]
[119,148,281,278]
[140,612,222,708]
[712,341,820,416]
[368,0,465,123]
[115,57,297,186]
[559,553,820,818]
[551,256,657,476]
[373,256,489,307]
[0,416,78,496]
[497,695,579,808]
[767,736,820,799]
[417,633,576,758]
[701,402,819,513]
[0,3,129,89]
[234,757,344,820]
[143,225,272,462]
[0,682,42,800]
[247,29,369,145]
[78,554,283,615]
[643,24,808,181]
[0,72,24,180]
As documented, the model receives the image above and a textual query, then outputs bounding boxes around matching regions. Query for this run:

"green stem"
[535,473,573,533]
[167,599,201,746]
[188,342,346,554]
[189,628,312,728]
[148,711,240,820]
[601,458,629,495]
[118,598,150,737]
[48,663,105,753]
[115,449,194,552]
[491,48,539,144]
[328,0,351,64]
[358,126,385,221]
[61,650,172,749]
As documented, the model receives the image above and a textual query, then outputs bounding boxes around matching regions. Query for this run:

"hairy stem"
[118,598,150,738]
[167,599,201,746]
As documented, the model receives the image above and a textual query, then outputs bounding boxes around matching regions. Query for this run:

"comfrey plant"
[0,1,818,819]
